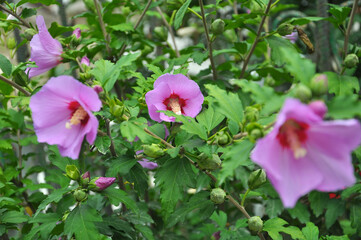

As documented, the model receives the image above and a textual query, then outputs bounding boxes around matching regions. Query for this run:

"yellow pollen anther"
[287,128,307,159]
[66,106,88,129]
[293,148,307,159]
[168,98,182,115]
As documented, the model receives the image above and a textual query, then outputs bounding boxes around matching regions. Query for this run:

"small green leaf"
[174,0,192,29]
[110,23,134,32]
[265,199,284,219]
[94,136,111,154]
[17,0,59,6]
[1,211,29,223]
[0,54,12,77]
[197,106,225,133]
[325,200,345,229]
[103,187,140,214]
[288,202,310,224]
[326,72,359,96]
[21,8,37,19]
[35,187,73,217]
[350,204,361,234]
[263,218,305,240]
[106,156,138,177]
[301,222,319,240]
[308,191,328,217]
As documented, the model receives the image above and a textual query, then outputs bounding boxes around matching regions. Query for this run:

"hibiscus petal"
[182,93,204,118]
[36,15,63,55]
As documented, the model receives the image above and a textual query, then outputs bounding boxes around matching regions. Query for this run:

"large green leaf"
[326,72,359,96]
[174,0,192,29]
[263,218,305,240]
[103,187,139,214]
[106,156,138,177]
[350,204,361,235]
[0,54,12,77]
[64,204,102,240]
[35,187,73,216]
[266,35,297,66]
[1,211,29,223]
[327,95,361,119]
[196,106,225,133]
[154,157,196,219]
[301,222,319,240]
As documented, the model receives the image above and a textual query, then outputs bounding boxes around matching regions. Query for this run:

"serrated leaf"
[350,204,361,234]
[205,84,244,124]
[218,140,253,184]
[35,187,72,217]
[107,156,138,177]
[325,200,345,229]
[94,136,111,154]
[266,199,284,218]
[326,72,359,96]
[0,54,12,77]
[135,224,155,240]
[103,187,139,214]
[167,191,214,227]
[263,218,305,240]
[210,210,227,228]
[120,117,151,142]
[1,211,29,223]
[266,35,297,66]
[196,106,225,133]
[327,95,361,119]
[341,183,361,199]
[308,191,328,217]
[288,202,310,224]
[301,222,319,240]
[0,139,12,149]
[64,204,102,240]
[154,157,195,219]
[174,0,192,29]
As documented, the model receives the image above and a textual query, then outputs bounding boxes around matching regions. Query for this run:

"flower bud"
[246,123,264,142]
[245,106,259,123]
[81,171,90,185]
[210,188,226,204]
[93,85,103,94]
[73,189,87,202]
[7,37,16,49]
[308,100,327,119]
[80,56,90,66]
[294,84,312,102]
[277,23,294,36]
[344,54,359,68]
[79,72,92,81]
[73,28,81,39]
[211,19,225,35]
[143,143,164,158]
[310,74,328,95]
[24,28,37,41]
[215,131,231,146]
[248,169,266,190]
[223,29,237,43]
[197,153,221,171]
[154,26,168,42]
[248,216,263,233]
[122,6,131,16]
[211,231,221,240]
[89,177,116,191]
[65,165,80,181]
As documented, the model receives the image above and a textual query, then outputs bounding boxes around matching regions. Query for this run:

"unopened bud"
[248,216,263,233]
[308,100,327,119]
[310,74,328,95]
[245,106,259,123]
[122,6,131,16]
[81,171,90,185]
[294,84,312,102]
[210,188,226,204]
[80,56,90,66]
[246,123,264,142]
[65,165,80,181]
[248,169,266,190]
[211,19,225,35]
[215,131,231,146]
[277,23,294,36]
[344,54,359,68]
[93,85,103,94]
[143,144,164,158]
[24,28,37,41]
[89,177,116,191]
[154,26,168,42]
[7,37,16,49]
[197,153,221,171]
[73,189,87,202]
[223,29,237,43]
[73,28,81,39]
[79,72,92,81]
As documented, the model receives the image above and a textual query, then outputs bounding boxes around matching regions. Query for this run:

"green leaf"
[64,204,102,240]
[205,84,244,124]
[1,211,29,223]
[341,183,361,199]
[308,191,328,217]
[0,54,12,77]
[263,218,305,240]
[107,156,138,177]
[167,191,214,227]
[89,60,116,91]
[196,106,225,133]
[174,0,192,29]
[17,0,59,6]
[266,35,297,66]
[210,210,228,228]
[265,199,284,218]
[162,111,207,140]
[218,140,254,184]
[290,16,326,25]
[326,72,359,96]
[94,136,111,154]
[0,139,12,150]
[126,164,149,197]
[325,200,345,229]
[154,157,196,219]
[350,204,361,234]
[48,22,74,37]
[327,95,361,119]
[120,117,151,142]
[288,202,310,224]
[301,222,319,240]
[35,187,72,217]
[109,23,134,32]
[21,8,37,19]
[103,187,139,214]
[135,224,155,240]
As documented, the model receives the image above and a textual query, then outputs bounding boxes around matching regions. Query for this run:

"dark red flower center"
[66,101,89,128]
[163,93,186,115]
[277,119,309,158]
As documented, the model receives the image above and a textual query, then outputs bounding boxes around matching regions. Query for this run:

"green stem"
[188,7,202,20]
[343,0,359,57]
[241,188,250,206]
[0,75,31,96]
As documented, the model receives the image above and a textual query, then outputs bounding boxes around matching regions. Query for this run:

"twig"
[156,6,180,58]
[233,121,274,140]
[240,0,273,79]
[0,4,31,28]
[144,128,174,149]
[343,0,359,57]
[93,0,111,55]
[199,0,217,80]
[119,0,153,57]
[0,75,31,96]
[75,58,85,73]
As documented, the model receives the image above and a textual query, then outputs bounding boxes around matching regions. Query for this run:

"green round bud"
[215,131,231,146]
[6,37,16,49]
[210,188,226,204]
[248,216,263,233]
[310,74,328,95]
[154,26,168,42]
[245,106,259,123]
[277,23,294,36]
[141,45,153,57]
[73,189,87,202]
[110,104,124,117]
[344,54,359,69]
[197,153,221,171]
[79,72,92,81]
[211,19,225,35]
[143,144,164,158]
[246,123,264,142]
[248,169,267,190]
[122,6,131,16]
[65,165,80,181]
[24,28,38,41]
[294,84,312,102]
[223,29,237,43]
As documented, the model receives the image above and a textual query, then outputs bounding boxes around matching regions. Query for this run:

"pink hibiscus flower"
[94,177,116,191]
[251,98,361,208]
[145,73,204,122]
[29,76,102,159]
[26,15,63,78]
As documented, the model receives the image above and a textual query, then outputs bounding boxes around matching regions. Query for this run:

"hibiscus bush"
[1,0,361,239]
